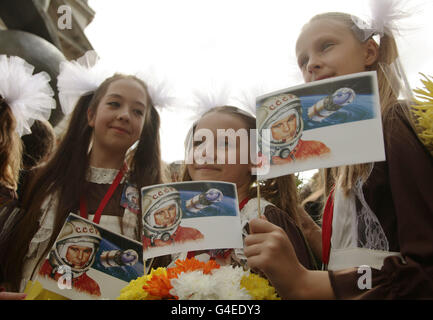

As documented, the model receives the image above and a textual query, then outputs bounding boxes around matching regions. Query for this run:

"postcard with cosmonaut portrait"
[140,181,243,260]
[120,182,140,214]
[32,213,144,300]
[256,71,385,180]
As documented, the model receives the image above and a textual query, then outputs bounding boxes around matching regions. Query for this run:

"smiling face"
[88,78,148,154]
[296,18,378,83]
[186,112,252,188]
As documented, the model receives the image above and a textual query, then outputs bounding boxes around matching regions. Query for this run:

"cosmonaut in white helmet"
[257,93,304,161]
[141,185,204,249]
[141,186,183,245]
[257,93,330,164]
[123,184,140,213]
[47,218,102,278]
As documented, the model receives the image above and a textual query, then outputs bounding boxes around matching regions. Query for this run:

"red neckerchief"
[322,187,335,265]
[187,197,250,260]
[80,162,127,224]
[239,197,250,211]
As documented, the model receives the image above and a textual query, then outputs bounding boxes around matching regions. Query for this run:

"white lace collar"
[86,166,127,184]
[240,197,273,234]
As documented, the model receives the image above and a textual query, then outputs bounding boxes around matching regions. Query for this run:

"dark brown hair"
[21,120,56,170]
[1,74,162,290]
[0,96,22,191]
[181,106,301,226]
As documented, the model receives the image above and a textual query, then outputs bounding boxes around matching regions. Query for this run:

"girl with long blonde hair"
[244,4,433,299]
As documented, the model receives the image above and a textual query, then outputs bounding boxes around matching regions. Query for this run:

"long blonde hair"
[308,12,416,195]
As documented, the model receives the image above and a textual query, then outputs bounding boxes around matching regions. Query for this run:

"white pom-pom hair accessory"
[57,50,112,115]
[57,51,175,115]
[135,70,176,110]
[351,0,410,42]
[191,84,232,118]
[0,55,56,137]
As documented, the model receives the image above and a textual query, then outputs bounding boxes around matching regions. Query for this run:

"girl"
[244,8,433,299]
[0,53,167,293]
[182,105,318,270]
[0,54,55,299]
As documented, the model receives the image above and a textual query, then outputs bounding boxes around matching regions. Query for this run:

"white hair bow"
[0,55,56,136]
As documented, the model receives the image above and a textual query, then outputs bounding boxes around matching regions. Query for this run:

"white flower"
[211,266,251,300]
[169,267,252,300]
[170,271,219,300]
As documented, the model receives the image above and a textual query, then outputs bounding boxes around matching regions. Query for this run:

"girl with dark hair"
[0,53,166,293]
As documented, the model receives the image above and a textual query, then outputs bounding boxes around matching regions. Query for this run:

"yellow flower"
[413,73,433,156]
[240,273,280,300]
[117,268,166,300]
[117,260,281,300]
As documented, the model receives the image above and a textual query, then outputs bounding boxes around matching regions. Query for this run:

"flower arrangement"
[413,73,433,156]
[117,257,280,300]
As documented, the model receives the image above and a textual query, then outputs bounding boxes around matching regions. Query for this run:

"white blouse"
[19,166,140,292]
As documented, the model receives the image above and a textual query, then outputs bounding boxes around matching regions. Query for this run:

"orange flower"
[175,257,205,272]
[168,257,205,278]
[167,257,221,278]
[203,259,220,274]
[143,273,173,299]
[167,267,182,279]
[141,258,222,299]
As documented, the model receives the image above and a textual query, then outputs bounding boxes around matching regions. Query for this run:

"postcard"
[256,71,385,179]
[141,181,243,260]
[34,213,144,300]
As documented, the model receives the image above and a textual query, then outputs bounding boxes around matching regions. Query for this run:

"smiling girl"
[0,53,166,292]
[183,105,318,269]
